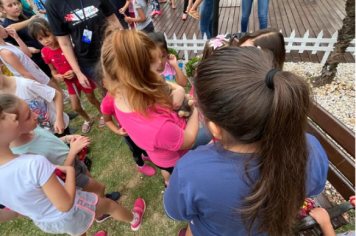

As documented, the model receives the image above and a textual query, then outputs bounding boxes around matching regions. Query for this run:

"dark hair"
[28,18,52,39]
[147,32,168,54]
[238,29,286,70]
[195,47,310,235]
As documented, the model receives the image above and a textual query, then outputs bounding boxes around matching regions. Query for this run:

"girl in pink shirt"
[100,29,199,186]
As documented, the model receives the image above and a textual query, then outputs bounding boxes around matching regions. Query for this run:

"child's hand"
[28,47,40,54]
[116,127,128,136]
[63,70,75,80]
[119,7,126,14]
[171,85,185,110]
[55,165,74,174]
[53,74,64,82]
[69,136,91,155]
[309,208,332,228]
[65,134,83,143]
[124,17,133,23]
[30,15,39,21]
[54,119,65,134]
[167,54,178,66]
[39,10,46,14]
[5,27,19,39]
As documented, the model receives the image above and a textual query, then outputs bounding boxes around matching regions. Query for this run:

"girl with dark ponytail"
[164,47,329,236]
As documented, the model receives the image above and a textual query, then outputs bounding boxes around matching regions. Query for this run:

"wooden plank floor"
[153,0,354,63]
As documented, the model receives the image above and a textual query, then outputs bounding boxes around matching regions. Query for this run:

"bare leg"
[95,197,134,223]
[160,169,171,185]
[85,92,102,114]
[70,95,91,121]
[47,79,62,92]
[171,0,175,8]
[186,224,193,236]
[82,177,105,198]
[191,0,203,11]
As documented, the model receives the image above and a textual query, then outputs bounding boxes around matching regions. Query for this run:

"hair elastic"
[265,69,280,90]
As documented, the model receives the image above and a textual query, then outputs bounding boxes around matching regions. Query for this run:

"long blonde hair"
[100,28,172,116]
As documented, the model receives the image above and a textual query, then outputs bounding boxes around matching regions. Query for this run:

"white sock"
[130,212,139,225]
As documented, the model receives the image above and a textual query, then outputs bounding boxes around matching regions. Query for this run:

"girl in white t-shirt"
[0,93,146,235]
[0,25,58,90]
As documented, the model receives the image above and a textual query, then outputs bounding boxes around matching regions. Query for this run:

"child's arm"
[102,113,128,136]
[0,209,23,222]
[42,165,76,212]
[57,35,92,89]
[47,63,64,82]
[62,136,91,167]
[119,0,131,14]
[166,81,185,109]
[0,50,38,81]
[125,8,146,23]
[309,208,336,236]
[6,15,39,31]
[5,28,32,58]
[180,106,199,150]
[53,89,65,134]
[167,54,188,87]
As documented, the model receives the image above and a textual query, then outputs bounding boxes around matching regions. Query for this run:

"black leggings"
[123,136,147,167]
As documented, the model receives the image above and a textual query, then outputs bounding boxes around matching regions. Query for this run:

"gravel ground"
[284,62,355,132]
[284,62,355,224]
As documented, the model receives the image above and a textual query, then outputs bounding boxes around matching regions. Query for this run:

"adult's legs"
[257,0,270,29]
[199,0,213,39]
[240,0,254,33]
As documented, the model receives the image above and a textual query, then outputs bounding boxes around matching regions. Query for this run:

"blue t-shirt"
[164,134,329,236]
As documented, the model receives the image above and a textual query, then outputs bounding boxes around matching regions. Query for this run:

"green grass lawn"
[0,91,185,236]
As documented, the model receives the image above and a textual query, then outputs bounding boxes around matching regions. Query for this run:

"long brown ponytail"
[195,47,310,235]
[100,28,172,116]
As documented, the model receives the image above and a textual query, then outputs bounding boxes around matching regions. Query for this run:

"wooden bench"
[296,101,355,235]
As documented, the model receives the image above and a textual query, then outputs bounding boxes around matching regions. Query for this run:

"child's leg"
[47,79,62,92]
[82,177,105,198]
[70,95,91,121]
[161,169,171,185]
[95,197,134,223]
[85,92,101,114]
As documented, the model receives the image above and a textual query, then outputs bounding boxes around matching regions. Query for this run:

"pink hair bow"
[209,34,229,50]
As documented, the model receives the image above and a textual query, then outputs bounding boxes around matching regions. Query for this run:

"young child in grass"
[28,18,105,134]
[0,70,68,136]
[121,0,154,33]
[97,64,156,177]
[101,29,199,186]
[0,93,146,234]
[148,32,188,87]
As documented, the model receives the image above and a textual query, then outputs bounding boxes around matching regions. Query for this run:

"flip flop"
[187,9,200,19]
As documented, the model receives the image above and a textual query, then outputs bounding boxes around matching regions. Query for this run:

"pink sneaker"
[151,10,158,17]
[142,155,152,162]
[156,10,162,15]
[131,198,146,231]
[93,231,106,236]
[137,164,156,176]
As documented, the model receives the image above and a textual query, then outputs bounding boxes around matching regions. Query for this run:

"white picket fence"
[165,30,356,64]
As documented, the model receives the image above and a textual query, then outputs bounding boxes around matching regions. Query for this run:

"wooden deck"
[153,0,355,63]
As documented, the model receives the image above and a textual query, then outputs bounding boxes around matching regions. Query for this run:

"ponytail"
[195,47,310,235]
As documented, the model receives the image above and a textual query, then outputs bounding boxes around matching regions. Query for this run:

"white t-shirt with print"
[0,154,76,222]
[15,76,69,133]
[133,0,152,30]
[0,43,50,85]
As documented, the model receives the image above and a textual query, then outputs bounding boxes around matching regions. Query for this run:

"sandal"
[98,116,106,128]
[82,119,94,133]
[187,9,200,19]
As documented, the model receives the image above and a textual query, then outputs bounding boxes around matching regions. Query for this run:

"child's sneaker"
[95,214,111,223]
[93,231,107,236]
[178,228,187,236]
[105,191,121,201]
[142,155,152,162]
[151,10,158,17]
[131,198,146,231]
[137,164,156,176]
[156,10,162,15]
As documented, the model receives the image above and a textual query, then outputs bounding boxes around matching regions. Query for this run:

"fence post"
[312,30,324,54]
[286,30,296,53]
[321,31,338,64]
[193,33,198,53]
[183,33,189,62]
[299,30,309,53]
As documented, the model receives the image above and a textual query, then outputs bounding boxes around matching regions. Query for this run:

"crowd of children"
[0,1,352,236]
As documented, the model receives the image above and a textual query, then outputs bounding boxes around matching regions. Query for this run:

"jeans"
[241,0,270,33]
[151,0,160,11]
[191,126,213,150]
[200,0,213,39]
[123,136,147,167]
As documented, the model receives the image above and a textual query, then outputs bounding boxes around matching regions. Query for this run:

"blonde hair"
[100,29,172,116]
